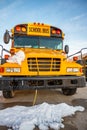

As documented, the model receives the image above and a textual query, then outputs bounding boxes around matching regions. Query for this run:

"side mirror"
[3,30,10,44]
[64,45,69,54]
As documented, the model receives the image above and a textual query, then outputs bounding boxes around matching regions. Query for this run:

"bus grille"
[27,58,61,71]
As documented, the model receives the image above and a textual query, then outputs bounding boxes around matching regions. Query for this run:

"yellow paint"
[27,24,50,36]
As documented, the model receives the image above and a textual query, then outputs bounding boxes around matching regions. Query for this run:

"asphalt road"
[0,85,87,130]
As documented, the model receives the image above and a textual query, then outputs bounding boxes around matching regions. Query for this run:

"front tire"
[62,88,77,96]
[2,90,14,98]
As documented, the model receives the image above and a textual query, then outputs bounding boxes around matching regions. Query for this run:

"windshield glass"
[14,36,63,50]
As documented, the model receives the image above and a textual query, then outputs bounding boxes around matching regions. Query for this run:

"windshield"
[14,36,63,50]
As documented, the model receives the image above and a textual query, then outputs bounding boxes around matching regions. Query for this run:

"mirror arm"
[67,50,81,58]
[3,48,10,54]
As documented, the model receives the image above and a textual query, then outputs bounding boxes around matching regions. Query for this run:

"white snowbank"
[0,102,84,130]
[7,50,25,65]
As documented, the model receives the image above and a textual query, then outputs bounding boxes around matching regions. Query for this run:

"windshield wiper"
[39,46,52,49]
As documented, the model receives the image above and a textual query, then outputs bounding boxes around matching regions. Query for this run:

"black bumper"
[0,76,86,90]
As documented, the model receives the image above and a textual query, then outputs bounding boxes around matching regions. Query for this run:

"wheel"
[62,88,77,96]
[2,90,14,98]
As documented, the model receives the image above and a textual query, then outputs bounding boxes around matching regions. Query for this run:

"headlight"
[67,68,73,72]
[67,68,79,73]
[6,68,21,73]
[73,68,79,72]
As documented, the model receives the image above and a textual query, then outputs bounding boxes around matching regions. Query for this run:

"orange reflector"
[15,26,21,32]
[73,56,78,61]
[4,54,10,60]
[0,67,4,73]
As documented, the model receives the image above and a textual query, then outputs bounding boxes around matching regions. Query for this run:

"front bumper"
[0,76,86,90]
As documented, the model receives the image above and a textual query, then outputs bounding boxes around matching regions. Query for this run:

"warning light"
[15,25,27,33]
[56,30,61,34]
[52,30,56,34]
[21,27,26,32]
[15,26,21,32]
[52,29,61,35]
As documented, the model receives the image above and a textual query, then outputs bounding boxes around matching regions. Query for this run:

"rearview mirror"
[64,45,69,54]
[3,30,10,44]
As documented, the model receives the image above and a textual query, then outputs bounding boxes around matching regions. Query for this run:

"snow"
[7,50,25,65]
[0,102,84,130]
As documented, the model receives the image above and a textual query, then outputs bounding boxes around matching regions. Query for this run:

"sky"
[0,0,87,55]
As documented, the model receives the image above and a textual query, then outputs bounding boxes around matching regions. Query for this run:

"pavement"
[0,85,87,130]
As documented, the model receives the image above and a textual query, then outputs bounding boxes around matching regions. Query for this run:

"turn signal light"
[73,56,78,61]
[80,68,83,73]
[4,54,10,60]
[10,48,15,55]
[0,67,4,73]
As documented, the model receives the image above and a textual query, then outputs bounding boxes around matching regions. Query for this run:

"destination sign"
[28,25,50,36]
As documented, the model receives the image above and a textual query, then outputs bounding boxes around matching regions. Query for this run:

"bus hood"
[25,48,66,58]
[7,49,66,65]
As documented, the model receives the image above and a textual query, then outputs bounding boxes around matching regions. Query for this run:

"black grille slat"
[27,58,61,71]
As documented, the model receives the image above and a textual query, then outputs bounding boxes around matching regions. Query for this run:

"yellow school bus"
[0,22,86,98]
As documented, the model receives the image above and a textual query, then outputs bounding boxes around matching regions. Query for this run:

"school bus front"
[0,22,86,98]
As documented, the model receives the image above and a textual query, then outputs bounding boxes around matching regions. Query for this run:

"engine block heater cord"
[33,89,38,106]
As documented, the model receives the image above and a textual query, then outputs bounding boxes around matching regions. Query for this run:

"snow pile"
[0,102,84,130]
[7,50,25,65]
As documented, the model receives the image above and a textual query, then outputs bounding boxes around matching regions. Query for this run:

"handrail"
[0,44,10,59]
[0,44,4,59]
[68,48,87,60]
